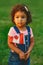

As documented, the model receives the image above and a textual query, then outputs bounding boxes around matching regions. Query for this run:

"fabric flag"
[12,33,29,45]
[13,34,19,44]
[13,33,24,44]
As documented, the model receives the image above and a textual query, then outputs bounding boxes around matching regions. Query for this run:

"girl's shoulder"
[8,26,17,36]
[30,27,32,31]
[27,26,33,38]
[26,26,32,32]
[30,27,34,38]
[9,26,14,30]
[9,26,17,32]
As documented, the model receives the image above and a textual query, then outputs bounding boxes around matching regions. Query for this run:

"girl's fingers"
[25,51,28,55]
[25,53,30,60]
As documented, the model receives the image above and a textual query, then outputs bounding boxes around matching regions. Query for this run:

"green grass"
[0,0,43,65]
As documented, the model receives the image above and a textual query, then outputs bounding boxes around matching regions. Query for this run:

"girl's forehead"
[14,11,27,16]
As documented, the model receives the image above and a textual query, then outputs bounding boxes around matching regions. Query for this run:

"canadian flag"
[13,33,24,44]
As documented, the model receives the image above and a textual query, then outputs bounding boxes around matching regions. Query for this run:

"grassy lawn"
[0,0,43,65]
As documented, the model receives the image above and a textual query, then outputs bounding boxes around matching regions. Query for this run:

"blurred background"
[0,0,43,65]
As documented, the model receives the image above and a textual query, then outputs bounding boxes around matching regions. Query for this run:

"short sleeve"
[30,28,34,38]
[8,27,15,37]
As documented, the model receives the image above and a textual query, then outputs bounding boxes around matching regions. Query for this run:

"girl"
[8,4,34,65]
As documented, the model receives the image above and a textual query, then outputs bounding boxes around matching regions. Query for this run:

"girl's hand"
[25,51,30,60]
[19,51,25,60]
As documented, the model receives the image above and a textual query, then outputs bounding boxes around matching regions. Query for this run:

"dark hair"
[11,4,32,25]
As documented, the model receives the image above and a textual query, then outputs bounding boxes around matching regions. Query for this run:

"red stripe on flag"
[20,33,24,44]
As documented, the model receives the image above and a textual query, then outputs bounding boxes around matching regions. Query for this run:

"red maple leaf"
[14,35,18,39]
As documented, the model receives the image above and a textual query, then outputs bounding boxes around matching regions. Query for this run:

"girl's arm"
[8,36,25,60]
[28,37,34,53]
[8,36,23,54]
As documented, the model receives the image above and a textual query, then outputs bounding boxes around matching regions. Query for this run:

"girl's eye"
[21,16,25,18]
[16,17,19,18]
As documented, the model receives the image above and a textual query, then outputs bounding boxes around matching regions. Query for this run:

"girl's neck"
[16,25,26,31]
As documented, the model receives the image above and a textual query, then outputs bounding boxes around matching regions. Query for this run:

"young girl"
[8,4,34,65]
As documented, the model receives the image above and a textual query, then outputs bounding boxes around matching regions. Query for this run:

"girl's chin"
[17,25,24,28]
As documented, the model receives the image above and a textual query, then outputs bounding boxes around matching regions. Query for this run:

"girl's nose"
[19,17,22,21]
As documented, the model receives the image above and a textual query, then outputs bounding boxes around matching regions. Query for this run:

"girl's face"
[14,11,27,28]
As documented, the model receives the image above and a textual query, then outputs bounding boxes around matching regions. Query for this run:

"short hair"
[11,4,32,25]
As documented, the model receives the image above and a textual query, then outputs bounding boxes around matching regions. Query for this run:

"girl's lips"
[18,23,22,24]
